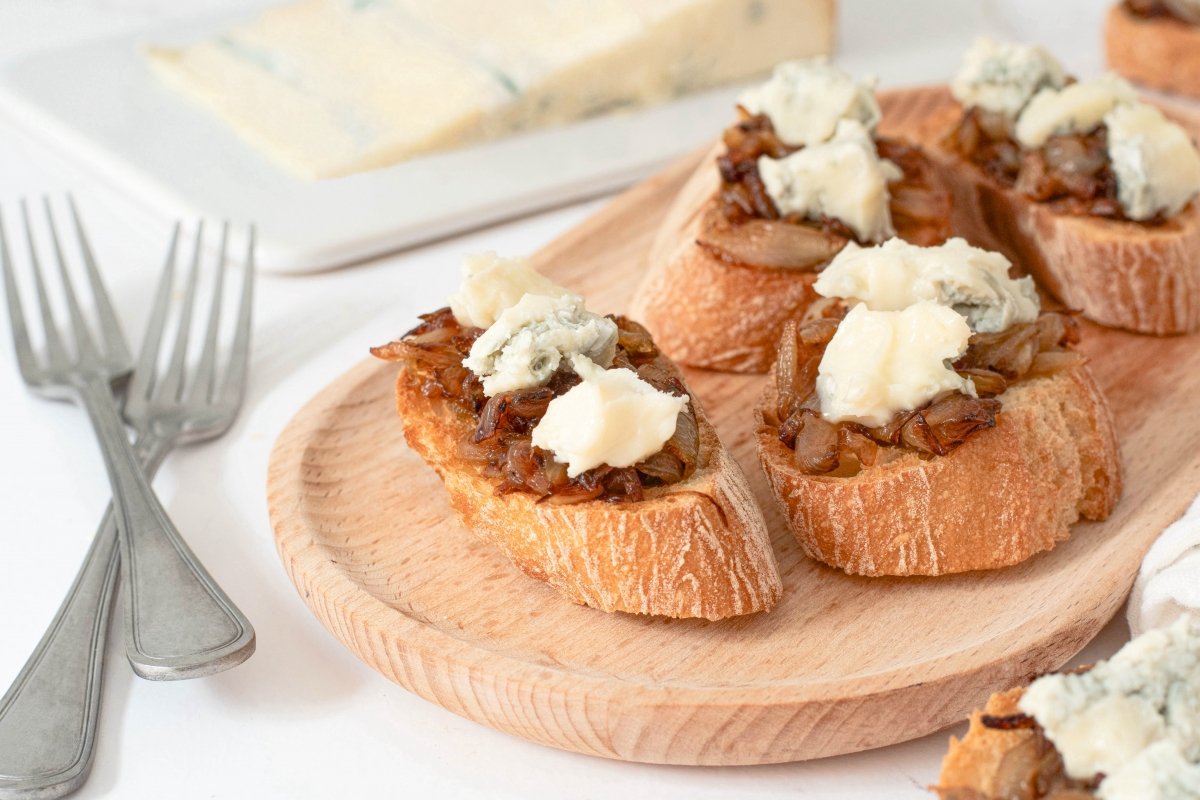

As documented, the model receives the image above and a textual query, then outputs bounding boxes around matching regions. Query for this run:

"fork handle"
[76,379,255,680]
[0,509,118,800]
[0,435,162,800]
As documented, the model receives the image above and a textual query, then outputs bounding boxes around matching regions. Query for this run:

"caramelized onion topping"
[711,110,951,262]
[770,309,1083,475]
[699,210,848,271]
[1125,0,1177,19]
[943,106,1146,221]
[373,310,699,503]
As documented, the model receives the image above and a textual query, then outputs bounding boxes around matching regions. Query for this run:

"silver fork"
[0,206,255,799]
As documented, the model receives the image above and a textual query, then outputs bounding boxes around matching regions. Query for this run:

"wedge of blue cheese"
[147,0,835,179]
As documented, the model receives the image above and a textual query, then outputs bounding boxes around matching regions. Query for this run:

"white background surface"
[0,1,1144,797]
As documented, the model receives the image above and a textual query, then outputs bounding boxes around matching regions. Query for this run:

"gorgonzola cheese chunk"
[813,237,1040,333]
[815,301,976,427]
[463,293,617,396]
[738,58,881,147]
[531,355,688,477]
[756,119,900,243]
[1015,73,1137,148]
[951,37,1065,117]
[1019,615,1200,800]
[1105,102,1200,221]
[448,251,571,329]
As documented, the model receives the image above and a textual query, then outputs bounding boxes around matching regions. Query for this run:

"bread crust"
[1106,3,1200,100]
[918,97,1200,335]
[755,363,1122,577]
[935,687,1038,797]
[393,364,783,620]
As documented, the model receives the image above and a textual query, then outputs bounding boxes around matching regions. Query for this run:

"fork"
[0,205,255,798]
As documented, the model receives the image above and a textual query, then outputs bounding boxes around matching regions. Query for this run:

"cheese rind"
[951,37,1065,118]
[738,58,880,147]
[1015,73,1137,148]
[813,238,1040,332]
[815,302,975,428]
[531,355,688,478]
[448,252,570,329]
[463,294,617,396]
[757,119,899,243]
[1105,102,1200,221]
[1018,615,1200,800]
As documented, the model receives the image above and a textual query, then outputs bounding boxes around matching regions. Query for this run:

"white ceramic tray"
[0,9,750,273]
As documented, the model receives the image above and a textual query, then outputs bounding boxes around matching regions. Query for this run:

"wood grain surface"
[266,87,1200,765]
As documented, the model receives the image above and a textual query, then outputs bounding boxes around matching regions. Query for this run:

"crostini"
[755,238,1121,577]
[630,58,951,373]
[371,252,782,620]
[1107,1,1200,100]
[925,38,1200,335]
[936,615,1200,799]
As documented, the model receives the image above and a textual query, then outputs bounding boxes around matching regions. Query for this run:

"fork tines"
[1,198,256,416]
[0,197,131,385]
[129,221,256,414]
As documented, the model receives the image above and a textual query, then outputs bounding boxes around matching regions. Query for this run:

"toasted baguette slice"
[936,685,1103,797]
[936,688,1029,798]
[1106,3,1200,100]
[393,362,783,620]
[935,687,1058,798]
[630,139,950,374]
[755,363,1122,577]
[910,91,1200,335]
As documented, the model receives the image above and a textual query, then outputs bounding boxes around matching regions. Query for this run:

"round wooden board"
[267,87,1200,765]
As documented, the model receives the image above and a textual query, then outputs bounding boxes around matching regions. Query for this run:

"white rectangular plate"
[0,9,751,273]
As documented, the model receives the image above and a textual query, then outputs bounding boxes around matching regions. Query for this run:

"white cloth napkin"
[1127,494,1200,636]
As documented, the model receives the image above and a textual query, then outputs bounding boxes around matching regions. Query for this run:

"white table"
[0,1,1137,797]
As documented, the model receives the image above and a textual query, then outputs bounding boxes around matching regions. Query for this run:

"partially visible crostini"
[631,59,951,373]
[936,616,1200,799]
[754,239,1121,577]
[1106,1,1200,100]
[372,252,782,620]
[923,38,1200,335]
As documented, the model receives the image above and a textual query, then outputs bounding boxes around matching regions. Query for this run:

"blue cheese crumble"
[1018,615,1200,800]
[463,293,617,396]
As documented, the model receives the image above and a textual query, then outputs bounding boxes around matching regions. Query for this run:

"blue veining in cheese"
[147,0,835,179]
[1105,102,1200,222]
[1019,616,1200,800]
[951,37,1065,118]
[464,294,618,396]
[756,120,899,243]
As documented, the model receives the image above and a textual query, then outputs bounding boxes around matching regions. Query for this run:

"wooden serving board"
[266,87,1200,765]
